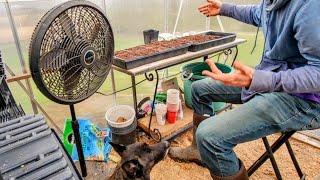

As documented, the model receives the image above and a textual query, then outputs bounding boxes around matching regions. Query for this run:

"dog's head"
[110,141,170,179]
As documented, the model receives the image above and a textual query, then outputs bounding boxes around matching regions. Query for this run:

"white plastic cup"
[178,100,184,120]
[155,104,167,126]
[167,102,179,112]
[167,89,180,105]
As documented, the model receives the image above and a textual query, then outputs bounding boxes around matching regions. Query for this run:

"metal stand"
[145,70,162,142]
[69,104,87,177]
[113,39,246,142]
[248,131,305,180]
[124,46,239,142]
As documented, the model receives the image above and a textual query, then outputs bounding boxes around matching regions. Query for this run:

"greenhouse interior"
[0,0,319,179]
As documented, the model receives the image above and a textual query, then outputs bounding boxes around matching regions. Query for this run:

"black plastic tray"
[188,31,236,52]
[0,115,81,180]
[113,45,190,70]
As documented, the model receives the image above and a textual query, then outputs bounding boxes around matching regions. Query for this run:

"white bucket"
[105,105,135,128]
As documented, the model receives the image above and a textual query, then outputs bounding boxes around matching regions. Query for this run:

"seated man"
[169,0,320,179]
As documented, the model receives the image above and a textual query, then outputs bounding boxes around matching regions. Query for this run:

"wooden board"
[293,133,320,150]
[7,72,31,83]
[138,106,194,139]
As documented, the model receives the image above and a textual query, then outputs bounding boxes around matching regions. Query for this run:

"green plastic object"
[182,62,233,113]
[63,118,74,156]
[156,92,167,103]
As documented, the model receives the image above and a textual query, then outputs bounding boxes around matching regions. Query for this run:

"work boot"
[169,113,208,165]
[210,159,249,180]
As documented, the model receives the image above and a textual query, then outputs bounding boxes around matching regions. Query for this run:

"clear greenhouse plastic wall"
[0,0,260,51]
[0,0,260,114]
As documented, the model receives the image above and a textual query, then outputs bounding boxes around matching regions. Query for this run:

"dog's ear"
[109,142,126,155]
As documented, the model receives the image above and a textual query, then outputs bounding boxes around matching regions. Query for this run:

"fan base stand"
[70,104,87,177]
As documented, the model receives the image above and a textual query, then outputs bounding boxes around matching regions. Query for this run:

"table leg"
[110,68,117,104]
[131,75,138,111]
[231,46,238,66]
[145,71,162,142]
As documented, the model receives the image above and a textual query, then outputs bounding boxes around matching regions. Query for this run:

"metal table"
[112,38,246,141]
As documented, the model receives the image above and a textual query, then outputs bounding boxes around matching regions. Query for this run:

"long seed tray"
[185,31,236,52]
[113,40,190,70]
[0,115,81,180]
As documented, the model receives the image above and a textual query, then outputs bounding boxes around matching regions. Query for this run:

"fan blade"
[90,60,109,77]
[59,12,77,44]
[89,24,102,43]
[40,49,80,71]
[60,61,83,96]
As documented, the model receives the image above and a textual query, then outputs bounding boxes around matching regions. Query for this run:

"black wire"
[208,50,227,59]
[251,0,265,54]
[96,78,147,97]
[251,26,260,54]
[96,71,182,97]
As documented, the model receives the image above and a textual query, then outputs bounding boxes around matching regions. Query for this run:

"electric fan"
[29,1,114,177]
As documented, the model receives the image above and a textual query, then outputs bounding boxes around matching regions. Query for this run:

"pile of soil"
[116,116,127,123]
[115,39,189,61]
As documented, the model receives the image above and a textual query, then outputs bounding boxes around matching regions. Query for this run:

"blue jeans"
[192,78,320,177]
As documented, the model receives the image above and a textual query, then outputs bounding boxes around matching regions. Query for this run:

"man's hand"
[202,60,255,88]
[198,0,222,17]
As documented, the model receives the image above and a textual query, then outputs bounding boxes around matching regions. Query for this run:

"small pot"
[143,29,159,44]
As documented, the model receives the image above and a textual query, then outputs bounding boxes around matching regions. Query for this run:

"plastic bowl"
[105,105,135,128]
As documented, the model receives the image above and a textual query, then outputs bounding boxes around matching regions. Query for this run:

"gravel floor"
[150,130,320,180]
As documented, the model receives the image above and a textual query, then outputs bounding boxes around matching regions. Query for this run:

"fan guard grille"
[30,1,114,104]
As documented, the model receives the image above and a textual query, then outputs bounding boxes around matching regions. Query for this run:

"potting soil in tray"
[113,39,190,69]
[183,31,237,52]
[113,31,236,69]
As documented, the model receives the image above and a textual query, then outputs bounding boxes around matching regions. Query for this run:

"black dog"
[109,141,170,180]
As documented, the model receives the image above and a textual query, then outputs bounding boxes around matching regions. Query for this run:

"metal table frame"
[112,38,246,141]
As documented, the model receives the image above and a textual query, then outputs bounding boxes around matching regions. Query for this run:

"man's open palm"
[202,60,255,88]
[198,0,222,17]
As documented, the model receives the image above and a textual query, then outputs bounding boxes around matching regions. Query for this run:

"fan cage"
[29,1,114,104]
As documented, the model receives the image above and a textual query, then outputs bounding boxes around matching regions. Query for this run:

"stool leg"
[262,137,282,180]
[248,132,294,177]
[285,140,305,179]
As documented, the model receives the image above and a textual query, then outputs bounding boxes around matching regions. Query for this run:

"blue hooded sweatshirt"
[220,0,320,103]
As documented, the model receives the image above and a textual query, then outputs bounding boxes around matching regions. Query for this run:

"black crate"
[0,51,5,78]
[0,115,81,180]
[0,75,25,122]
[113,45,190,70]
[188,31,237,52]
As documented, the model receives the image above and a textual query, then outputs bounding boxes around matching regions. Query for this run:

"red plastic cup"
[167,103,179,112]
[167,111,178,124]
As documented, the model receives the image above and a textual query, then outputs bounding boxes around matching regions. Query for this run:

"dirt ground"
[44,94,320,180]
[150,130,320,180]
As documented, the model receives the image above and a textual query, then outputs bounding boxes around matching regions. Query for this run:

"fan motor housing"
[81,47,96,68]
